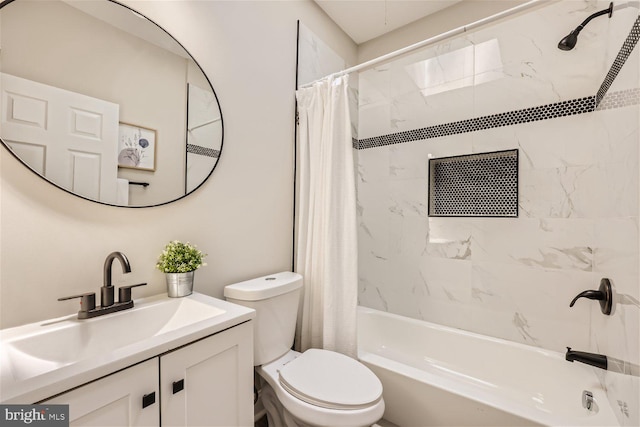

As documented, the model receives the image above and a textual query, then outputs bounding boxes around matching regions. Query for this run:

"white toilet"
[224,271,384,427]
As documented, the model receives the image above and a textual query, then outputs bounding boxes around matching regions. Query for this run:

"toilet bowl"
[258,349,384,427]
[224,272,384,427]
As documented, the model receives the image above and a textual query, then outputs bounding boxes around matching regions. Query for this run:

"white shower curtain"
[295,75,358,358]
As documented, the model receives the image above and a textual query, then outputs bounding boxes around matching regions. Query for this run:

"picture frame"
[117,122,157,171]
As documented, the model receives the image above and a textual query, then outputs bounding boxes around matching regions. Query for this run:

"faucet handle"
[569,278,613,315]
[118,283,147,303]
[58,292,96,312]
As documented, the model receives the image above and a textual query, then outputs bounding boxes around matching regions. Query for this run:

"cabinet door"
[42,359,159,426]
[160,321,253,427]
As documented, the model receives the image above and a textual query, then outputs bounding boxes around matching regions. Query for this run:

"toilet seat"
[257,350,385,427]
[278,349,382,410]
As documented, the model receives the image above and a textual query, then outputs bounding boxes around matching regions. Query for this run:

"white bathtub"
[357,307,619,426]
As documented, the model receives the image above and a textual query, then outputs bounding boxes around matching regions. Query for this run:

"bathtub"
[357,307,619,426]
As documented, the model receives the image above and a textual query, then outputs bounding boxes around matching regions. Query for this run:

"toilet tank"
[224,272,303,366]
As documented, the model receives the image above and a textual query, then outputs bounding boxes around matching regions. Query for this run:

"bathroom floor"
[254,416,398,427]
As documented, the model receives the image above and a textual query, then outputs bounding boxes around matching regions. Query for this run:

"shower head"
[558,2,614,51]
[558,30,579,51]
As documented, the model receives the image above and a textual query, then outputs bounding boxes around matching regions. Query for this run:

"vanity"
[0,293,255,426]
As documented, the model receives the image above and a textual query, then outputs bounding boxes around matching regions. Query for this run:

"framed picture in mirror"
[118,122,157,171]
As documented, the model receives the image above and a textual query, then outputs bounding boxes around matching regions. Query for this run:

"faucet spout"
[566,347,608,370]
[102,252,131,307]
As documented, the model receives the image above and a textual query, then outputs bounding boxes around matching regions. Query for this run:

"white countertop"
[0,292,255,404]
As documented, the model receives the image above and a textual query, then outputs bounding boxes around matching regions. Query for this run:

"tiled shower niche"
[428,149,518,217]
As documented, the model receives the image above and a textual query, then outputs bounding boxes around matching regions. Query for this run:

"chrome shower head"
[558,2,614,51]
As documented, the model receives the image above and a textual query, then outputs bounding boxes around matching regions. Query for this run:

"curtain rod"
[299,0,547,89]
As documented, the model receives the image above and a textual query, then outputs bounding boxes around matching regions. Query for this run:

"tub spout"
[566,347,608,370]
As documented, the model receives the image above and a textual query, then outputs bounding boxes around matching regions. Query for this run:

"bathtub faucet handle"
[569,290,603,305]
[569,278,613,315]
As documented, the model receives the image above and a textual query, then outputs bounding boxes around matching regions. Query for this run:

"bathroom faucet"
[58,251,146,319]
[102,251,132,307]
[566,347,608,370]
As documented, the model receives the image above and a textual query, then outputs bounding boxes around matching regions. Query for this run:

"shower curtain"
[294,75,357,358]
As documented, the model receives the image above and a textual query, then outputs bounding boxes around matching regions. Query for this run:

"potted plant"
[156,240,207,297]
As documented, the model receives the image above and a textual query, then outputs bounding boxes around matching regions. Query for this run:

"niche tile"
[428,149,518,217]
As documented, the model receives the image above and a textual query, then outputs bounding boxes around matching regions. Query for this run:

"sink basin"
[0,292,255,403]
[5,297,224,381]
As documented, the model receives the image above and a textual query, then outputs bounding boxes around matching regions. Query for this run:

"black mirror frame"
[0,0,224,208]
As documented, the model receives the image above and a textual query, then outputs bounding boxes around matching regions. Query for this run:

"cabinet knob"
[142,392,156,409]
[172,379,184,394]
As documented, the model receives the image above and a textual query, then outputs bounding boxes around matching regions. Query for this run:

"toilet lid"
[278,349,383,410]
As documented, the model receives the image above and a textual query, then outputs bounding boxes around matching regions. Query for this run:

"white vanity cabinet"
[160,321,253,426]
[42,321,253,427]
[43,358,159,426]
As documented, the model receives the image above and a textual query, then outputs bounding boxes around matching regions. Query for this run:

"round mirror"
[0,0,223,207]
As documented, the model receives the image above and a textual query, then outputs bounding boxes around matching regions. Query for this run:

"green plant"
[156,240,207,273]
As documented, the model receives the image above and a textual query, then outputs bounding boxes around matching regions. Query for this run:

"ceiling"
[314,0,463,44]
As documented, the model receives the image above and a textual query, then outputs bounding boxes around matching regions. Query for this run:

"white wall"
[0,0,356,329]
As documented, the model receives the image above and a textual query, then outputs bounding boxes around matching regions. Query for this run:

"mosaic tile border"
[186,144,220,158]
[356,96,596,150]
[356,15,639,150]
[596,87,640,111]
[596,15,640,106]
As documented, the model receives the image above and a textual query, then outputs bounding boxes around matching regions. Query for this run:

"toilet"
[224,271,384,427]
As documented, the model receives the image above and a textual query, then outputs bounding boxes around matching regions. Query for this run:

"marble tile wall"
[355,1,639,425]
[297,23,358,139]
[297,22,346,87]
